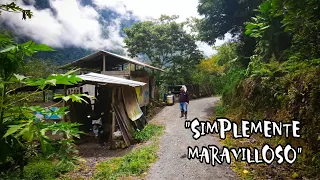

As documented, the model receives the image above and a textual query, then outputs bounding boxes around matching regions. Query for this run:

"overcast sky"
[0,0,231,57]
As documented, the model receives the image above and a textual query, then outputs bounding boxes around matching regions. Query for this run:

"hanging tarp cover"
[131,76,149,107]
[122,86,143,121]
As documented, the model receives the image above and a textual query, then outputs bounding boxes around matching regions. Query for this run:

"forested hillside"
[193,0,320,178]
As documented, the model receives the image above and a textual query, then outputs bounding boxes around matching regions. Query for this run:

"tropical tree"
[245,1,292,62]
[124,15,203,86]
[273,0,320,59]
[197,0,263,66]
[19,58,58,78]
[191,42,243,97]
[197,0,263,44]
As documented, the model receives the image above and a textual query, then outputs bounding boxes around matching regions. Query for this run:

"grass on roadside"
[94,143,158,180]
[214,100,228,117]
[4,158,75,180]
[134,124,164,142]
[94,124,164,180]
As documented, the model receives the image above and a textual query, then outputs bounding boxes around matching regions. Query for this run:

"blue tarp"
[34,107,62,119]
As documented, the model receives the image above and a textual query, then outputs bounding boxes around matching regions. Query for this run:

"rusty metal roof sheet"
[78,72,146,87]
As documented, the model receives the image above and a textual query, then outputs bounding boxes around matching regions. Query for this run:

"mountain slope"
[4,0,138,65]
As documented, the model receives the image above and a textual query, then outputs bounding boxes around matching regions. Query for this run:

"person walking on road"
[179,85,189,119]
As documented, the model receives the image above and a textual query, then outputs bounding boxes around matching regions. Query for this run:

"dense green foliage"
[0,5,88,178]
[6,156,76,180]
[197,0,263,44]
[23,160,58,180]
[192,42,245,97]
[0,35,85,177]
[124,15,203,87]
[34,48,95,65]
[19,59,58,78]
[243,0,320,152]
[197,0,264,67]
[196,0,320,178]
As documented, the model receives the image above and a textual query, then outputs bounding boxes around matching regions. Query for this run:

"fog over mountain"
[0,0,228,64]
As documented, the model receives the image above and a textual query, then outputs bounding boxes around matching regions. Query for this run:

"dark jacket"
[179,91,189,103]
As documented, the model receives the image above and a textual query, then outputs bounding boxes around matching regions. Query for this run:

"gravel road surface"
[146,97,237,180]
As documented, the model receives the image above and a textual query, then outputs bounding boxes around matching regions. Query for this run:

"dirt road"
[146,97,237,180]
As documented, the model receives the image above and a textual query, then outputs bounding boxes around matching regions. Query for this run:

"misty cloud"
[0,0,230,57]
[92,0,230,57]
[92,0,199,22]
[0,0,125,51]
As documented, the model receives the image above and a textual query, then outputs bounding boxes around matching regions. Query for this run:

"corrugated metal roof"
[101,51,164,72]
[78,72,146,87]
[60,50,164,72]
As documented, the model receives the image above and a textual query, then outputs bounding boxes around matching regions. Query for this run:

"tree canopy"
[197,0,263,45]
[124,15,203,85]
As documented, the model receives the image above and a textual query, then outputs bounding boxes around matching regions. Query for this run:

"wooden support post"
[122,64,124,71]
[110,87,116,148]
[63,85,67,122]
[143,106,147,116]
[43,91,46,102]
[103,53,106,72]
[128,63,131,71]
[95,85,98,98]
[93,85,97,111]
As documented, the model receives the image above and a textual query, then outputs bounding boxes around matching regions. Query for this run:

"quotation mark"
[185,117,304,166]
[297,147,303,154]
[185,120,191,129]
[185,118,200,129]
